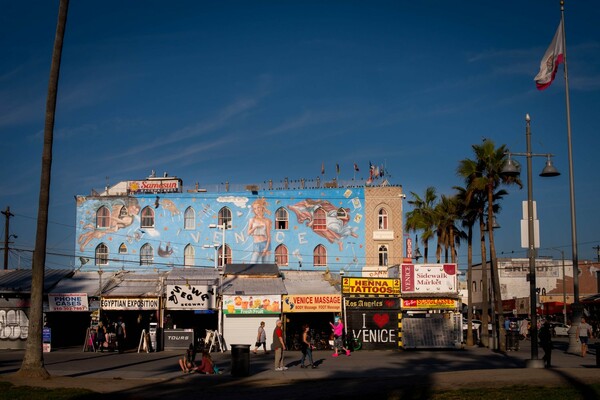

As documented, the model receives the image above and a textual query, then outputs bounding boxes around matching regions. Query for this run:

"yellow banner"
[342,278,400,296]
[282,294,341,313]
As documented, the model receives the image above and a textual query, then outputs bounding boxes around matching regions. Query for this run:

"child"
[179,344,196,373]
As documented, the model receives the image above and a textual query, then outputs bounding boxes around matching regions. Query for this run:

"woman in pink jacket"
[330,315,350,357]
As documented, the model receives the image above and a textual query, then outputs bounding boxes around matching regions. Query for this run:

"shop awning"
[101,271,166,297]
[0,269,73,294]
[221,276,286,296]
[282,270,339,294]
[50,271,103,296]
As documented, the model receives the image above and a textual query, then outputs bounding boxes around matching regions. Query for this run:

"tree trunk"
[479,216,489,348]
[466,225,474,346]
[16,0,69,379]
[487,186,506,352]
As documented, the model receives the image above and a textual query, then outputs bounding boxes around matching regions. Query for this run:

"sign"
[342,277,400,296]
[402,315,462,349]
[345,297,399,310]
[499,258,558,278]
[282,294,341,312]
[128,179,181,194]
[163,329,194,350]
[223,295,281,314]
[401,298,458,310]
[43,328,51,352]
[347,310,398,350]
[101,298,159,310]
[401,264,457,294]
[48,293,89,312]
[166,284,215,310]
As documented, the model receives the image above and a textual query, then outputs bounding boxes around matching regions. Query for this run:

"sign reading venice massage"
[48,293,89,311]
[282,294,341,312]
[401,264,457,294]
[342,277,400,296]
[101,298,159,310]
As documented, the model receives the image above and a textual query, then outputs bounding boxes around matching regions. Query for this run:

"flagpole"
[560,0,581,354]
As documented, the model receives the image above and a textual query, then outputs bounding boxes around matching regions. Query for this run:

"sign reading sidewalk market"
[282,294,341,312]
[400,264,458,294]
[101,298,159,310]
[223,294,281,314]
[342,277,400,296]
[48,293,89,312]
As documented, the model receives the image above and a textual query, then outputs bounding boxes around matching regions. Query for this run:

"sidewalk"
[0,338,598,399]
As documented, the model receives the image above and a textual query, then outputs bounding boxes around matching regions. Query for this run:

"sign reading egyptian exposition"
[48,293,89,312]
[401,264,457,294]
[100,298,159,310]
[282,294,341,312]
[342,277,400,296]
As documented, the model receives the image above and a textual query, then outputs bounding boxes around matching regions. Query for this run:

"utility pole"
[593,245,600,262]
[2,206,14,270]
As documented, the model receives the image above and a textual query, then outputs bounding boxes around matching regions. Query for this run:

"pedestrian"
[253,321,267,354]
[330,315,350,357]
[538,321,553,368]
[300,324,316,368]
[273,319,287,371]
[179,343,196,373]
[96,321,106,352]
[577,317,593,357]
[116,316,127,354]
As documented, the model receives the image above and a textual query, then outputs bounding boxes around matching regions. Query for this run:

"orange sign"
[282,294,341,313]
[402,298,457,309]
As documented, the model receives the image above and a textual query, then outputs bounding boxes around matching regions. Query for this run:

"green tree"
[17,0,70,379]
[405,187,438,263]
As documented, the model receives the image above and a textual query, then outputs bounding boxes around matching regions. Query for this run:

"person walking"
[538,321,553,368]
[577,317,593,357]
[253,321,267,354]
[300,324,316,368]
[273,319,287,371]
[96,321,106,352]
[116,316,127,354]
[330,315,350,357]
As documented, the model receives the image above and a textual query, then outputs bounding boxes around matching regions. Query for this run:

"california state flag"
[534,20,564,90]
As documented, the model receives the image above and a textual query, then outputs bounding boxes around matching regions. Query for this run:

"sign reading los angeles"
[342,277,400,296]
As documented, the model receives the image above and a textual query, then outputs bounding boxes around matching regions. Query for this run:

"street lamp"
[202,243,219,270]
[501,113,560,368]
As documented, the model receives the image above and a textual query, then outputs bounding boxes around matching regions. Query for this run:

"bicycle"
[346,334,362,351]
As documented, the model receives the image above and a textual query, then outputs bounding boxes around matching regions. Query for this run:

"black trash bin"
[231,344,251,377]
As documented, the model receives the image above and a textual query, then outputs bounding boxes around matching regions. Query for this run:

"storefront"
[342,277,401,351]
[282,293,341,349]
[221,264,286,349]
[163,268,219,350]
[399,263,461,349]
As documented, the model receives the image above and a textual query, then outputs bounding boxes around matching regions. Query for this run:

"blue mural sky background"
[1,1,600,272]
[75,188,366,273]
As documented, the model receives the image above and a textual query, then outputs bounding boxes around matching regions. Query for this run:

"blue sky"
[1,1,599,271]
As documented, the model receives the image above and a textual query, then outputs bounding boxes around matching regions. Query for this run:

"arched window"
[218,207,232,229]
[313,208,327,231]
[275,244,288,266]
[95,243,108,265]
[184,207,196,230]
[275,207,288,230]
[472,280,477,293]
[378,245,388,266]
[218,244,232,267]
[184,244,195,267]
[96,206,110,228]
[118,243,128,254]
[118,205,128,219]
[378,208,388,230]
[313,244,327,267]
[140,243,154,265]
[141,207,155,228]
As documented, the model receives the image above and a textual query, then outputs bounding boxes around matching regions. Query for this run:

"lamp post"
[501,113,560,368]
[550,248,568,325]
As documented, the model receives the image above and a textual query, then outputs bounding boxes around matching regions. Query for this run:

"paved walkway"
[1,338,598,399]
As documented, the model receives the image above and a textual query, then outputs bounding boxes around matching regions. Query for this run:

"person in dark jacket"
[539,321,553,368]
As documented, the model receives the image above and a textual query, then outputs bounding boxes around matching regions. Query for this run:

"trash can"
[231,344,251,377]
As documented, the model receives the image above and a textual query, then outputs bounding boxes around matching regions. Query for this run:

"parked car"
[550,322,570,337]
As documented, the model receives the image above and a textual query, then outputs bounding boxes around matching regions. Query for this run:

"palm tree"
[434,194,463,263]
[465,140,521,352]
[405,187,438,263]
[17,0,69,379]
